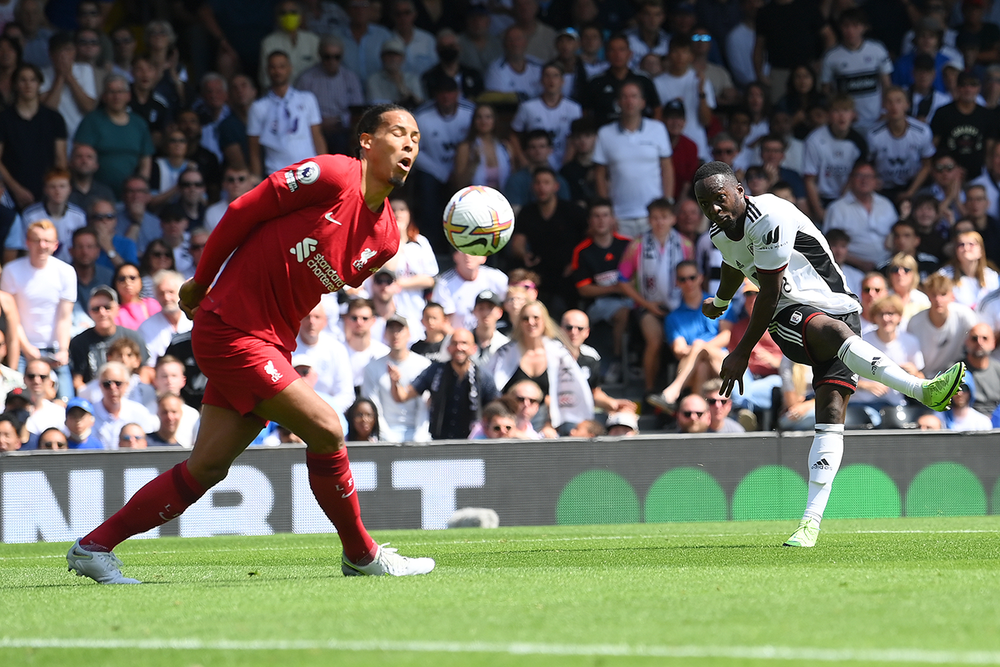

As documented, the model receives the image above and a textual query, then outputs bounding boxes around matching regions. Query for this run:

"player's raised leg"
[806,312,965,411]
[68,406,265,583]
[255,380,434,577]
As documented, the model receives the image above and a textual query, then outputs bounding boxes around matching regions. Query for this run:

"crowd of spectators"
[4,0,1000,454]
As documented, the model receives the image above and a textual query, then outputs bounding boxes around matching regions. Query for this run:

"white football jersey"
[820,40,893,132]
[866,118,935,188]
[711,194,861,316]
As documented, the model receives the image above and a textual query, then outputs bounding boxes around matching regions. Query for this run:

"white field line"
[2,637,1000,663]
[2,529,999,561]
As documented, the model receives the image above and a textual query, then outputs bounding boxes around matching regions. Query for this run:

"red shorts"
[193,310,297,417]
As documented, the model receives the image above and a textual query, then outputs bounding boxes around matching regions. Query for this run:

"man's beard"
[389,174,406,188]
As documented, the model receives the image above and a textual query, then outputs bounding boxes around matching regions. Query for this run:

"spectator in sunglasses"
[69,285,149,391]
[206,165,254,231]
[38,426,68,450]
[701,378,744,433]
[475,398,518,440]
[93,360,157,449]
[671,393,711,433]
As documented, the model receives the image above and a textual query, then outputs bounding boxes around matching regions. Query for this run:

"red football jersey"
[196,154,400,351]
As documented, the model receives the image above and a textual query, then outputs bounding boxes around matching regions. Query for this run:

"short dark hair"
[587,197,614,215]
[693,161,736,187]
[354,103,408,158]
[839,7,868,25]
[531,165,558,181]
[522,128,552,149]
[676,259,699,276]
[647,197,675,215]
[72,226,99,244]
[825,228,851,244]
[48,31,75,53]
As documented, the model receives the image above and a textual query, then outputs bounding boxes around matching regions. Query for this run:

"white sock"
[837,335,923,399]
[803,424,844,523]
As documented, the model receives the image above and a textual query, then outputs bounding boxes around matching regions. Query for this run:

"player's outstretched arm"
[718,269,781,397]
[702,262,744,319]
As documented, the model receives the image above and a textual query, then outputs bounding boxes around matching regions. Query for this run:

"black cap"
[663,98,686,117]
[476,290,503,307]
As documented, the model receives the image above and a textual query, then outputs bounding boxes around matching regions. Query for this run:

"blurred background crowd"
[1,0,1000,453]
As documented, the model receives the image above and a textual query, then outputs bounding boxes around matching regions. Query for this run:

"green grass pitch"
[3,517,1000,667]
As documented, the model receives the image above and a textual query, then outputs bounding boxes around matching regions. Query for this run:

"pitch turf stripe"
[5,530,1000,561]
[3,638,1000,663]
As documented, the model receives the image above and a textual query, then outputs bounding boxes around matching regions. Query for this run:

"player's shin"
[306,449,378,565]
[836,335,923,398]
[803,424,844,523]
[81,461,207,552]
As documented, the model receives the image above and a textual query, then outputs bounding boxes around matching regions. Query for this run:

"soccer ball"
[442,186,515,257]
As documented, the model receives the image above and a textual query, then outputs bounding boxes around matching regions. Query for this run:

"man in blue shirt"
[649,260,733,409]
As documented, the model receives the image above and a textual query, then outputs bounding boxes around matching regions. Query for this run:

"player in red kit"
[67,104,435,583]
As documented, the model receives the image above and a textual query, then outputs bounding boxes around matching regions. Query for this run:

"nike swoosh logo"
[70,548,92,560]
[325,213,341,225]
[341,489,356,499]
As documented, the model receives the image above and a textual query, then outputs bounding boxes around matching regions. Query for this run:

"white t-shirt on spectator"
[653,68,715,161]
[40,62,97,139]
[246,88,322,176]
[361,351,431,442]
[592,118,672,220]
[0,256,76,348]
[26,399,65,435]
[411,100,474,182]
[510,96,583,168]
[484,57,543,98]
[906,303,980,378]
[138,311,193,366]
[8,202,88,263]
[432,266,509,331]
[294,331,355,413]
[346,340,390,388]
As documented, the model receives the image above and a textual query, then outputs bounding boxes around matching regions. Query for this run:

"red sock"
[307,449,377,564]
[82,461,207,552]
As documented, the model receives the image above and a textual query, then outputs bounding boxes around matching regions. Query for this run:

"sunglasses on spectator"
[491,423,512,433]
[861,286,884,293]
[25,373,48,381]
[40,439,67,448]
[101,380,124,388]
[181,181,204,188]
[677,275,699,283]
[681,410,705,418]
[190,243,206,251]
[692,34,711,42]
[225,175,248,183]
[563,324,588,332]
[149,251,172,259]
[89,212,117,221]
[514,395,541,405]
[707,398,729,406]
[349,315,372,321]
[935,163,955,172]
[120,434,145,442]
[374,274,395,285]
[90,304,114,313]
[889,266,912,274]
[116,274,140,282]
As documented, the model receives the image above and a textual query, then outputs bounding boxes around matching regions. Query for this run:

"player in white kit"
[693,161,965,548]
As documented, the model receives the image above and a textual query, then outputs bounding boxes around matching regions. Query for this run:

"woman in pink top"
[113,262,161,329]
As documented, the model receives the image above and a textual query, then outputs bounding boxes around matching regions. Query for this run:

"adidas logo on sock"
[871,356,881,375]
[811,458,832,470]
